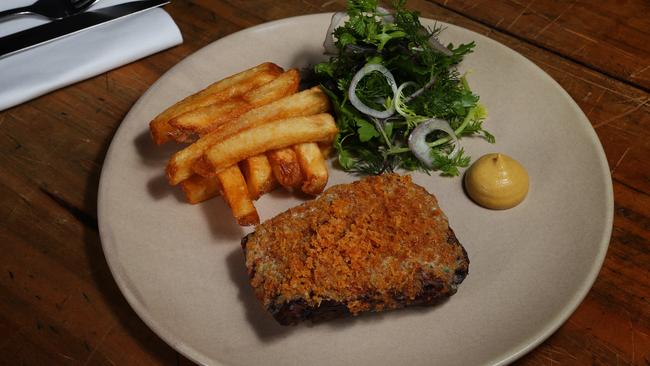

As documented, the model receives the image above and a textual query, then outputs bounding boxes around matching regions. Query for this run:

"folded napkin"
[0,0,183,111]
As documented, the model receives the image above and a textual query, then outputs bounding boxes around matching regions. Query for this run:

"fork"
[0,0,98,21]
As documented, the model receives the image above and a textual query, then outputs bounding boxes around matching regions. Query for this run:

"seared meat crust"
[242,174,469,325]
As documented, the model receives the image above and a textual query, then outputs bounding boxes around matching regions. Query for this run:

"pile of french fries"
[149,62,338,226]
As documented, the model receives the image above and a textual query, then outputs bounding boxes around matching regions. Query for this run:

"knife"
[0,0,170,59]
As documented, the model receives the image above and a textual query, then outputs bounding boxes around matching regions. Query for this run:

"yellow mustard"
[464,153,529,210]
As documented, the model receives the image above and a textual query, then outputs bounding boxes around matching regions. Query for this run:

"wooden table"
[1,1,648,365]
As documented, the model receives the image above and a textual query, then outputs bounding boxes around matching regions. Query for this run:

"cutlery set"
[0,0,169,58]
[0,0,98,20]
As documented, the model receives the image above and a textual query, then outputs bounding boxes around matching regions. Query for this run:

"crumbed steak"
[241,173,469,325]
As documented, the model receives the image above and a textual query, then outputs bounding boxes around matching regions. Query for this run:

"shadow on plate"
[266,185,313,202]
[226,247,451,342]
[290,50,325,81]
[148,173,243,241]
[135,124,244,241]
[201,199,244,242]
[136,127,188,202]
[226,248,294,342]
[147,173,186,202]
[133,129,178,167]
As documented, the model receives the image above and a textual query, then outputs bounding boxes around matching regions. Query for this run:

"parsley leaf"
[357,119,380,141]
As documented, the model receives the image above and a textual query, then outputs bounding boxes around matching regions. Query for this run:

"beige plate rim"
[98,13,613,366]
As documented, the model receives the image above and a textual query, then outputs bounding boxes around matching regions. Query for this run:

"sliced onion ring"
[395,78,437,117]
[395,81,417,117]
[408,118,460,167]
[323,12,345,54]
[405,77,436,103]
[349,63,398,119]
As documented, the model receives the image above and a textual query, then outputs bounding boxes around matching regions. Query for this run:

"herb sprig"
[314,0,494,176]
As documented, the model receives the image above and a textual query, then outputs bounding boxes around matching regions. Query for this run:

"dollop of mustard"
[464,153,529,210]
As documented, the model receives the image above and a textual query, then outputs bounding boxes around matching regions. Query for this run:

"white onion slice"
[404,77,436,103]
[429,37,453,56]
[323,12,346,54]
[408,118,460,167]
[395,81,417,117]
[348,63,398,119]
[395,78,437,117]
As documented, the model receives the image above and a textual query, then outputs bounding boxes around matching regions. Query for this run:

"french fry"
[195,113,338,177]
[267,148,303,189]
[169,99,251,137]
[242,69,300,106]
[239,155,277,200]
[294,142,329,195]
[149,117,179,144]
[169,69,300,136]
[217,165,259,226]
[166,87,330,185]
[149,62,283,145]
[180,175,221,204]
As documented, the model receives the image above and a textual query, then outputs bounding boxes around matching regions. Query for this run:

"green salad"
[314,0,494,176]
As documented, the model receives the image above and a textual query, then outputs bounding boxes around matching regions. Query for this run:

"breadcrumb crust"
[245,174,466,315]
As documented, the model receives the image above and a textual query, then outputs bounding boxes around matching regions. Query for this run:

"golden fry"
[267,148,303,189]
[239,155,277,200]
[149,62,283,145]
[166,87,330,185]
[169,99,251,137]
[196,113,338,177]
[217,165,259,226]
[294,142,328,195]
[149,118,179,145]
[242,69,300,106]
[179,175,221,204]
[169,69,300,136]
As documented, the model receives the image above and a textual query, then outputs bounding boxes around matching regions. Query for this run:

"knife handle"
[0,6,33,21]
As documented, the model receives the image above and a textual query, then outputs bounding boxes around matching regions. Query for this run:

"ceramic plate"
[98,13,613,366]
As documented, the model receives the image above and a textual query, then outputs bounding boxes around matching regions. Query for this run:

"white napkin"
[0,0,183,111]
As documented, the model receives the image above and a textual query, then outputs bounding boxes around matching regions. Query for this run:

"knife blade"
[0,0,170,59]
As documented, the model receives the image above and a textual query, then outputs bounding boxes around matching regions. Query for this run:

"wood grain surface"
[1,0,648,365]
